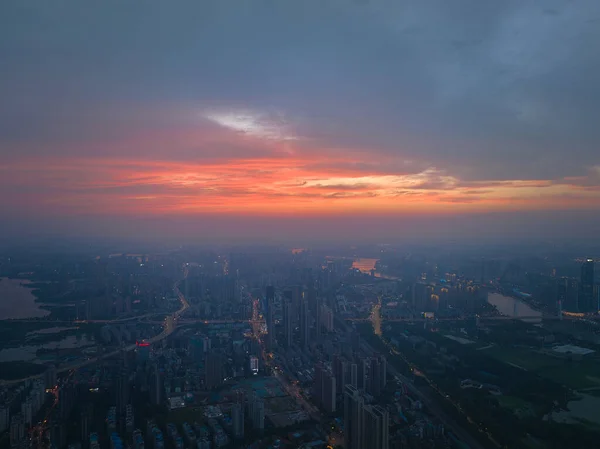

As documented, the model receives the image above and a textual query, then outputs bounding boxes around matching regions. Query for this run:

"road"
[249,296,322,422]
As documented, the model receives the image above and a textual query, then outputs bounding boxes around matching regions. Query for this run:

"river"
[487,292,542,321]
[0,333,94,363]
[351,258,379,273]
[0,278,49,320]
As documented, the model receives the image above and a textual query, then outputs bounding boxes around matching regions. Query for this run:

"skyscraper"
[581,259,595,313]
[205,353,223,390]
[283,299,293,349]
[322,373,337,413]
[314,363,324,407]
[231,401,244,439]
[291,285,303,322]
[248,393,264,431]
[299,299,310,349]
[344,385,364,449]
[151,362,163,405]
[355,356,367,390]
[314,293,322,341]
[333,355,349,390]
[368,357,382,397]
[363,405,389,449]
[265,286,275,350]
[350,363,358,388]
[0,406,9,434]
[379,355,387,389]
[116,367,130,427]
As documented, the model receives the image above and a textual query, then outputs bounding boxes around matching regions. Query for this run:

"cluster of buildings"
[1,378,49,449]
[313,353,387,414]
[556,259,599,314]
[344,385,389,449]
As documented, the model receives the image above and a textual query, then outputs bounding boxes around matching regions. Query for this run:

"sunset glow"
[1,0,599,241]
[2,126,600,217]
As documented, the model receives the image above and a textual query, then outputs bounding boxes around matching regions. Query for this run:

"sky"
[1,0,600,244]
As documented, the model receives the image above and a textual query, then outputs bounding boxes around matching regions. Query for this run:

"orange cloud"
[2,128,600,217]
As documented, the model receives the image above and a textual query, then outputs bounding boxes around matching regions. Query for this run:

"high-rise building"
[150,363,163,405]
[350,363,358,389]
[81,404,92,446]
[0,406,9,434]
[355,356,367,390]
[117,367,130,425]
[283,299,293,349]
[249,356,259,375]
[10,414,24,449]
[321,304,334,332]
[581,259,595,313]
[314,364,324,407]
[299,299,310,349]
[556,278,567,314]
[313,293,322,341]
[322,373,337,413]
[566,279,580,312]
[363,405,389,449]
[379,355,387,389]
[291,285,303,322]
[265,286,275,350]
[248,394,264,432]
[20,400,32,427]
[231,402,244,439]
[333,355,349,390]
[369,357,382,397]
[205,353,223,390]
[45,365,57,389]
[344,385,364,449]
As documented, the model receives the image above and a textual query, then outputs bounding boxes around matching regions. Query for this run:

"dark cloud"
[2,1,599,169]
[1,0,600,239]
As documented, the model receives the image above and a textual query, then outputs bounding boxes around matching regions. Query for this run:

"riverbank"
[487,292,542,320]
[0,361,47,381]
[0,277,50,320]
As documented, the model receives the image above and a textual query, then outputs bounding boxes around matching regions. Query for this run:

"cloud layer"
[1,0,600,240]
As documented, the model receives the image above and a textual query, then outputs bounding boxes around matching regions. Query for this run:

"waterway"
[487,292,542,321]
[351,258,379,273]
[0,334,94,363]
[0,278,49,320]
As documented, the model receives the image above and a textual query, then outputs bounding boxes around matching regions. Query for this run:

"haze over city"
[2,0,600,243]
[3,3,600,449]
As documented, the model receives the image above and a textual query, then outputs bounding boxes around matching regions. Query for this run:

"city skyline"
[2,1,600,242]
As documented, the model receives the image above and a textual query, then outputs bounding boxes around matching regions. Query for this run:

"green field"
[542,364,600,390]
[497,395,530,410]
[481,346,600,390]
[481,346,562,371]
[497,395,535,417]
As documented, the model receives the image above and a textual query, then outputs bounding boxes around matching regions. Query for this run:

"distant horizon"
[1,210,600,254]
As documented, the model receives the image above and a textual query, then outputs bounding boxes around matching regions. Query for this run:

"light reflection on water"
[352,258,379,273]
[487,293,542,322]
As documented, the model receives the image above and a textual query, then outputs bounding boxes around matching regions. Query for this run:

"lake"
[487,292,542,321]
[0,278,49,320]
